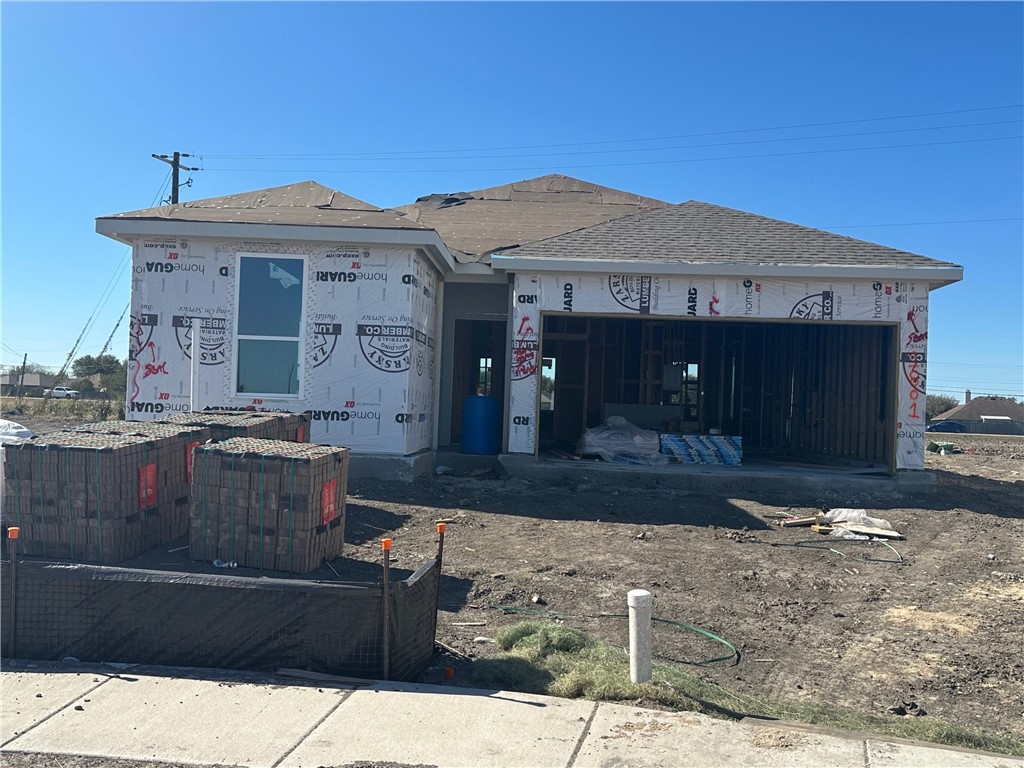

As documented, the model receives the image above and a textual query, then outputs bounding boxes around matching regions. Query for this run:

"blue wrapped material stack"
[659,434,743,465]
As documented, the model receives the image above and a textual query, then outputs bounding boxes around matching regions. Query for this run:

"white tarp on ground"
[0,419,35,444]
[127,238,439,455]
[509,274,928,470]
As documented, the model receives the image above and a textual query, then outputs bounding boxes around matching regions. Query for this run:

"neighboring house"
[0,372,56,396]
[97,174,963,473]
[932,395,1024,435]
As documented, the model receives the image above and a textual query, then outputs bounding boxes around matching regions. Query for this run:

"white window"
[234,253,305,396]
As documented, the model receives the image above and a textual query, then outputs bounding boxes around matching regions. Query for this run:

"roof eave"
[95,217,459,274]
[489,255,963,288]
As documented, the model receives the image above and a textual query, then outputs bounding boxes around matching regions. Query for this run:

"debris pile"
[778,508,904,540]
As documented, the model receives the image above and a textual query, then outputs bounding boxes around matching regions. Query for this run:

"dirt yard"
[343,433,1024,739]
[7,414,1024,738]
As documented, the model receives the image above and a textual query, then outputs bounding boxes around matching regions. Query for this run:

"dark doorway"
[450,319,507,444]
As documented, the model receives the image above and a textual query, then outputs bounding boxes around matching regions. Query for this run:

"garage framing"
[530,312,899,471]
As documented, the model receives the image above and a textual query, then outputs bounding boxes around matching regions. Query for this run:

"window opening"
[540,357,556,412]
[235,254,304,396]
[477,357,493,396]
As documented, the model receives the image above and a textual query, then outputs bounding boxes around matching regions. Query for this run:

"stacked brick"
[189,438,348,573]
[160,411,310,443]
[2,421,211,563]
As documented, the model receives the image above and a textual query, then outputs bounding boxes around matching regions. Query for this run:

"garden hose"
[791,539,905,565]
[745,536,905,565]
[487,605,739,666]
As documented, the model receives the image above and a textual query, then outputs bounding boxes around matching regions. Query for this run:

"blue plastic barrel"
[461,395,500,455]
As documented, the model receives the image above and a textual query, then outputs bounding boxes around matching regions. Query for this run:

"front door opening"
[450,319,507,445]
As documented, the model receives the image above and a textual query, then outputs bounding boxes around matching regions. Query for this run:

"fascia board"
[95,218,458,273]
[490,255,963,289]
[446,262,508,284]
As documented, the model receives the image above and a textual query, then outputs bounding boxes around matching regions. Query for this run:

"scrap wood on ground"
[775,508,905,540]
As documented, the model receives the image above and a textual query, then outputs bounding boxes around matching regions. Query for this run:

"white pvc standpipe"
[628,588,653,684]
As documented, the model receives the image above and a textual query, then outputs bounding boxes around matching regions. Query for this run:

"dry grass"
[1,396,121,423]
[472,621,1024,757]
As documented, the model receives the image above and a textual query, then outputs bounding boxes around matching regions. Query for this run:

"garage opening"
[539,314,897,470]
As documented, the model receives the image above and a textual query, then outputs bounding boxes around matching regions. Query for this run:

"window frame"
[232,252,307,399]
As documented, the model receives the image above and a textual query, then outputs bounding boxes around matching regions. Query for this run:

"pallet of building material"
[188,437,348,573]
[160,410,310,443]
[2,426,206,563]
[659,434,743,465]
[66,420,213,496]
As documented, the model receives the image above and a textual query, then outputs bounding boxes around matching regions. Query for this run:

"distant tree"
[98,359,128,396]
[1,362,54,376]
[66,377,96,393]
[72,354,122,378]
[926,394,959,420]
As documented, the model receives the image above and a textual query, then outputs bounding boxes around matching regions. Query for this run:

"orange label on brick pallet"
[139,463,157,510]
[297,425,305,442]
[186,442,201,482]
[322,479,338,525]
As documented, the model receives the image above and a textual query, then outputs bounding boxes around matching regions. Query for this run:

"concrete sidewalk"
[1,662,1020,768]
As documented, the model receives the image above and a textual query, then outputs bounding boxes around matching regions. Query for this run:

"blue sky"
[2,1,1022,401]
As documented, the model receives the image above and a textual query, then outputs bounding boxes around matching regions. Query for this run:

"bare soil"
[8,415,1024,739]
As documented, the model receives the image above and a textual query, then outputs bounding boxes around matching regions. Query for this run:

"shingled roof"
[99,181,429,231]
[394,174,667,262]
[934,397,1024,423]
[500,200,961,269]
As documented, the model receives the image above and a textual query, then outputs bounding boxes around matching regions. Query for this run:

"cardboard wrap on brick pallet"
[2,420,211,563]
[189,438,348,573]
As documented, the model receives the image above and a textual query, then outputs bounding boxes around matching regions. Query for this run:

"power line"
[929,361,1023,368]
[203,135,1023,175]
[46,172,172,384]
[825,217,1023,230]
[152,152,200,204]
[204,119,1022,163]
[202,103,1024,158]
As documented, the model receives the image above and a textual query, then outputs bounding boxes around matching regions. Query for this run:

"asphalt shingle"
[504,200,961,269]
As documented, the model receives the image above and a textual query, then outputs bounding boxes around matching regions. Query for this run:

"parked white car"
[43,386,80,399]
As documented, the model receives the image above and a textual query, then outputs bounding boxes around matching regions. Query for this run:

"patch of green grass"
[472,621,1024,757]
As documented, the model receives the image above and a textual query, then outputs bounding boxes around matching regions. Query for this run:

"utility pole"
[151,152,200,204]
[17,354,27,400]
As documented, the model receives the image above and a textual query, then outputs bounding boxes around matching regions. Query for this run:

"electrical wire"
[202,103,1023,158]
[203,135,1023,174]
[824,216,1023,230]
[204,120,1022,163]
[45,172,172,388]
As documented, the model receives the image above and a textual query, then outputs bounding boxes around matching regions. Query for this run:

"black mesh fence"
[1,554,440,682]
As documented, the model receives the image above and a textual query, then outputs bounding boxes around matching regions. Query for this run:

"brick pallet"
[2,421,211,563]
[189,438,348,573]
[159,411,310,443]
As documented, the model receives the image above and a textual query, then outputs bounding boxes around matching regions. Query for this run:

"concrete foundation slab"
[498,453,938,497]
[0,670,109,745]
[349,450,435,481]
[281,682,593,768]
[5,673,346,766]
[574,704,865,768]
